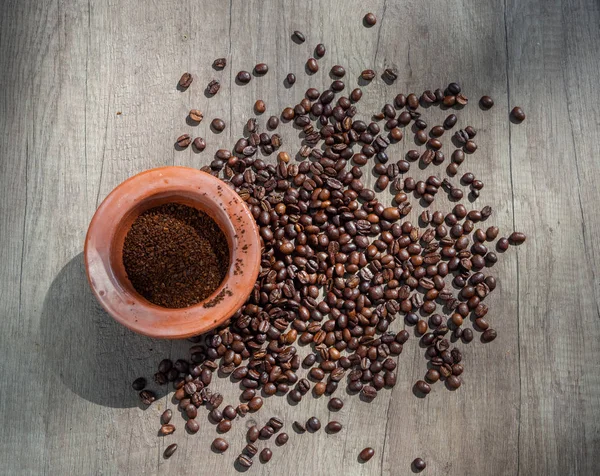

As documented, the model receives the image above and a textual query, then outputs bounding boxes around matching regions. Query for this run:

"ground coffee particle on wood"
[122,203,229,308]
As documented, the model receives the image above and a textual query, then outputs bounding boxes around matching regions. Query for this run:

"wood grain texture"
[0,0,599,474]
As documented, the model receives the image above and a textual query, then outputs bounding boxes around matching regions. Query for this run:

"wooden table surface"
[1,0,599,474]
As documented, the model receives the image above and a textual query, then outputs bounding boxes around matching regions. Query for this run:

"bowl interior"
[109,191,235,308]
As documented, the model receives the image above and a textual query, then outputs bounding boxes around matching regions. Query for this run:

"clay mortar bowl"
[84,166,261,339]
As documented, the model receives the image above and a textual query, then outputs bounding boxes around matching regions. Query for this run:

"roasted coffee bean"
[511,106,526,122]
[415,380,431,395]
[164,443,177,459]
[328,397,344,411]
[480,95,494,108]
[293,30,306,43]
[307,58,319,73]
[413,457,427,471]
[331,65,346,77]
[237,71,251,84]
[267,116,280,130]
[360,447,375,462]
[248,396,264,411]
[306,417,321,431]
[159,424,176,435]
[254,100,266,114]
[213,58,226,69]
[361,69,376,81]
[255,63,269,75]
[260,448,273,463]
[185,419,199,434]
[383,68,398,82]
[132,377,146,391]
[179,72,193,88]
[276,432,289,445]
[139,390,156,405]
[213,438,229,452]
[326,421,342,433]
[482,329,498,342]
[238,455,253,468]
[211,118,226,132]
[189,109,203,122]
[364,13,377,26]
[176,134,191,148]
[315,43,326,57]
[207,79,220,95]
[286,73,296,85]
[509,232,527,244]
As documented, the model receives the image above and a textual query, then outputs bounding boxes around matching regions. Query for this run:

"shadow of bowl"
[40,253,172,408]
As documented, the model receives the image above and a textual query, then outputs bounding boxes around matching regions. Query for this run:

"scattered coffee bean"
[415,380,431,395]
[139,390,156,405]
[159,424,176,435]
[413,457,427,471]
[211,118,226,132]
[238,455,253,468]
[132,377,146,391]
[293,30,306,43]
[360,447,375,462]
[276,433,289,445]
[254,100,266,114]
[325,421,342,433]
[364,13,377,26]
[179,72,193,88]
[189,109,203,122]
[255,63,269,75]
[260,448,273,463]
[207,79,220,95]
[164,443,177,459]
[307,58,319,73]
[237,71,251,84]
[213,437,229,452]
[509,232,526,244]
[286,73,296,85]
[176,134,191,148]
[192,137,206,151]
[185,419,199,434]
[213,58,226,69]
[511,106,526,122]
[328,398,344,411]
[480,95,494,109]
[307,417,321,431]
[315,43,326,57]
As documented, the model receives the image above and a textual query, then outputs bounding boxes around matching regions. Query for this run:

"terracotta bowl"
[84,166,261,339]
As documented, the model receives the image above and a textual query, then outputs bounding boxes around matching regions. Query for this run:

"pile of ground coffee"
[122,203,229,308]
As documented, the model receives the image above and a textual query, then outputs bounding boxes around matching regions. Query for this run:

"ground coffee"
[123,203,229,308]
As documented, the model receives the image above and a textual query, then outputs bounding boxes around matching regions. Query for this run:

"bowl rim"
[84,166,261,339]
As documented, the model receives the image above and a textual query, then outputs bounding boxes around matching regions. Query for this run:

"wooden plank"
[505,0,600,475]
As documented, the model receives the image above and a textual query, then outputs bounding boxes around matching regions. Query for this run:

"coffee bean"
[213,437,229,452]
[351,88,363,102]
[361,69,376,81]
[480,95,494,108]
[447,375,462,389]
[164,443,177,458]
[237,71,251,84]
[185,418,199,434]
[243,424,258,443]
[267,116,280,130]
[179,72,193,88]
[159,424,176,435]
[293,30,306,43]
[482,329,497,342]
[211,118,226,132]
[254,100,266,114]
[413,457,427,471]
[286,73,296,85]
[192,137,206,151]
[206,79,220,95]
[248,396,263,411]
[276,432,289,445]
[444,114,458,129]
[255,63,268,75]
[306,417,321,431]
[139,390,156,405]
[213,58,226,69]
[217,419,232,433]
[307,58,319,73]
[509,232,526,245]
[176,134,191,148]
[245,443,258,457]
[364,13,377,26]
[511,106,526,122]
[497,238,509,252]
[331,65,346,77]
[238,455,253,468]
[359,447,375,462]
[189,109,203,122]
[293,421,306,433]
[383,68,398,83]
[260,448,273,463]
[328,398,344,411]
[132,377,146,391]
[315,43,326,57]
[326,421,342,433]
[448,82,461,95]
[415,380,431,395]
